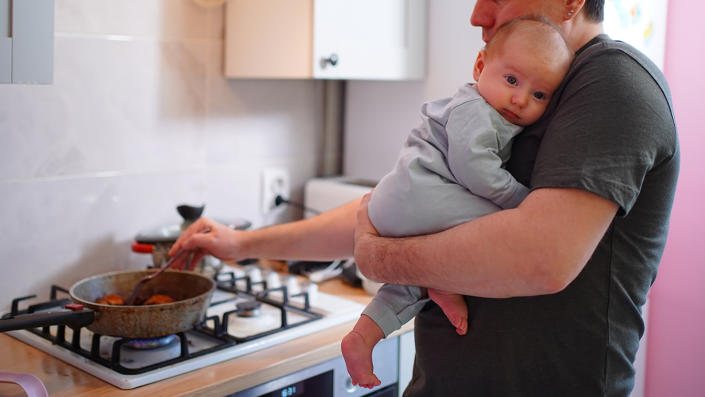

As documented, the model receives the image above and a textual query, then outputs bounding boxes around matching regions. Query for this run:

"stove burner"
[123,334,178,350]
[236,300,262,317]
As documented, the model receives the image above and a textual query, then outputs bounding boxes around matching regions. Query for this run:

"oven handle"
[0,308,94,332]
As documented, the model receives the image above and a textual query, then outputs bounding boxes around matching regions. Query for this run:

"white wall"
[0,0,325,310]
[343,0,484,180]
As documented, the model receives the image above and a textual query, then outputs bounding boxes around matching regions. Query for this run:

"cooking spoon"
[126,249,192,305]
[126,226,211,305]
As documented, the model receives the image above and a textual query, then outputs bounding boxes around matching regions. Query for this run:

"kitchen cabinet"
[0,0,54,84]
[224,0,426,80]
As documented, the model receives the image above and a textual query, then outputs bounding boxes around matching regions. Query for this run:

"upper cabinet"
[224,0,427,80]
[0,0,55,84]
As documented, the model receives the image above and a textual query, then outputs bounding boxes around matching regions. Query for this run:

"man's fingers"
[169,253,191,270]
[356,192,379,236]
[188,251,207,270]
[169,218,213,256]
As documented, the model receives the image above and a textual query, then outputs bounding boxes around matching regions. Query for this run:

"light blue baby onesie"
[364,84,529,336]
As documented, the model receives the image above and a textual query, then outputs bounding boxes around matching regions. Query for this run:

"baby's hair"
[483,15,573,63]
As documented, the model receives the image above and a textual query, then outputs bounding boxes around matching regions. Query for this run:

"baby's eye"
[533,91,546,100]
[505,75,517,85]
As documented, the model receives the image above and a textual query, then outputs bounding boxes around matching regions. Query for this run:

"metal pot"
[133,204,251,273]
[0,269,215,339]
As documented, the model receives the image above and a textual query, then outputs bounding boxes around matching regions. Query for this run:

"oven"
[231,335,399,397]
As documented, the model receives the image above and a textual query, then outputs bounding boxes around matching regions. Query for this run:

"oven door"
[230,336,399,397]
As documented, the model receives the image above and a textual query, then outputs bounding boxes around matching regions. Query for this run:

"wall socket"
[261,167,290,214]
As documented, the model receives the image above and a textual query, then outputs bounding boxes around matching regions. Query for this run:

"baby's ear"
[473,50,486,82]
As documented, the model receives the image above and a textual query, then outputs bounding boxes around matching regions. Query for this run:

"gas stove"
[2,264,364,389]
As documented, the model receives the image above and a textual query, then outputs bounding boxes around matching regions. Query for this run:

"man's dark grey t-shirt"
[404,35,679,397]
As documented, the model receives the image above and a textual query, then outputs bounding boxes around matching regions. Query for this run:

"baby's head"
[473,17,573,126]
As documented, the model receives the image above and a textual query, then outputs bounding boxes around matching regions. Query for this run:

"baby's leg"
[428,288,468,335]
[341,314,384,388]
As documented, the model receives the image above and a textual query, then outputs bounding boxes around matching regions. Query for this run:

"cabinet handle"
[319,53,339,69]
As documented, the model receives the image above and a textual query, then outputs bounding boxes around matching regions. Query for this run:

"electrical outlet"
[261,167,290,214]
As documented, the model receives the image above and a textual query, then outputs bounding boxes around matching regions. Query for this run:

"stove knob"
[230,266,246,278]
[219,264,245,278]
[345,377,358,393]
[284,275,301,295]
[245,266,263,283]
[264,271,282,289]
[301,281,318,304]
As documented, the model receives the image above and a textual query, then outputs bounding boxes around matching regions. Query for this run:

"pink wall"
[646,1,705,396]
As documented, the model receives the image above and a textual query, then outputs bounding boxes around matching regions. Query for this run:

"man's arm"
[354,187,618,298]
[243,197,361,260]
[171,198,361,266]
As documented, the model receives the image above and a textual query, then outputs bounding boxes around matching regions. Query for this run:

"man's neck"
[566,21,605,52]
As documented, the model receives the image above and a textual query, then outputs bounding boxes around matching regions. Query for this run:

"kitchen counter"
[0,278,412,397]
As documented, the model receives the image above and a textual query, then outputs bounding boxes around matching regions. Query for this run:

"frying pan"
[0,269,215,339]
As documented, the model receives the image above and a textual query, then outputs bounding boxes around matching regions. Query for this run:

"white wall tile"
[203,41,324,165]
[55,0,224,41]
[0,35,212,179]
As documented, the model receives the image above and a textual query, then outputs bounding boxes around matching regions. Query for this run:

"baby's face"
[474,37,569,126]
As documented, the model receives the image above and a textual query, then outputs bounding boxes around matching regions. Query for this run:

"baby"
[341,17,574,388]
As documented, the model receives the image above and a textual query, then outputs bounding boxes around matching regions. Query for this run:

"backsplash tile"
[0,0,323,310]
[0,36,210,180]
[55,0,224,41]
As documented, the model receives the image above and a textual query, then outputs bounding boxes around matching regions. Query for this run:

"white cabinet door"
[0,0,11,83]
[313,0,425,80]
[0,0,54,84]
[225,0,426,80]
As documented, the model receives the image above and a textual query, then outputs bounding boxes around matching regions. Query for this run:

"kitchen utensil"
[0,372,49,397]
[0,270,215,338]
[176,204,204,223]
[126,248,190,305]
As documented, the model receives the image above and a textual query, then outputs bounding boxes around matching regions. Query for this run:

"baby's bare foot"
[341,330,382,389]
[428,288,469,335]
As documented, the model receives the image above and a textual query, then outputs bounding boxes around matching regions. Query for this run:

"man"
[353,0,678,396]
[172,1,678,395]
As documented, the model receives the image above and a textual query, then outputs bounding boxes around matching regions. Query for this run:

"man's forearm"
[356,208,541,297]
[354,188,618,298]
[243,198,361,261]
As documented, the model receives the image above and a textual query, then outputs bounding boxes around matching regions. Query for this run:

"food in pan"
[95,294,125,305]
[95,293,175,305]
[143,294,175,305]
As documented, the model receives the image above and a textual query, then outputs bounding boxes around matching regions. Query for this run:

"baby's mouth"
[501,109,520,122]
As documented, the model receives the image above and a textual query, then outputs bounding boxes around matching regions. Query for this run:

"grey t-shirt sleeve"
[531,48,677,215]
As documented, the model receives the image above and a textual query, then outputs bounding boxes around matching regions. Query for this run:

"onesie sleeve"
[445,100,529,209]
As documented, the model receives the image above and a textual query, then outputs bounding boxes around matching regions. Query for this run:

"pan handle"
[0,306,94,332]
[132,242,154,254]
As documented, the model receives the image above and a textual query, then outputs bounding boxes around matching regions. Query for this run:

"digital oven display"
[258,370,333,397]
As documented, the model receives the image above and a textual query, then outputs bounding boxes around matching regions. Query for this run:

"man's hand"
[354,192,382,281]
[168,217,243,270]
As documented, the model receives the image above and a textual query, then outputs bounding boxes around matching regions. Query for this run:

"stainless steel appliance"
[1,264,374,392]
[231,336,398,397]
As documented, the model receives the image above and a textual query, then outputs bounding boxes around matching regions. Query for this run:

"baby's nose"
[511,92,529,107]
